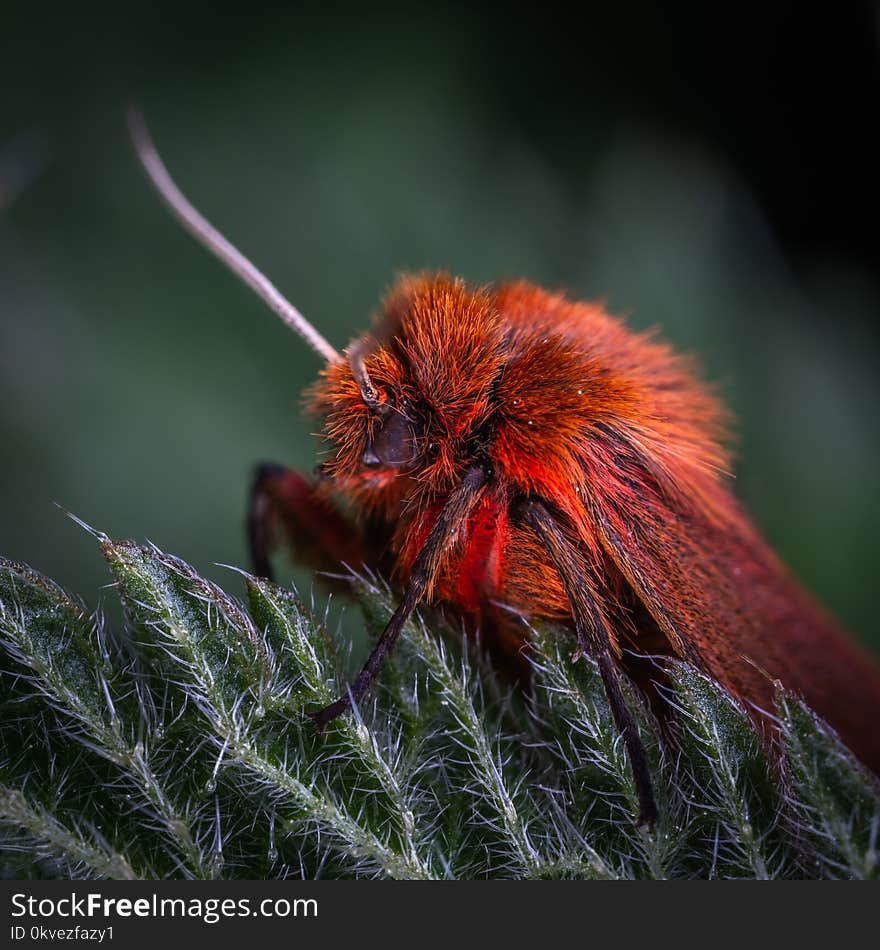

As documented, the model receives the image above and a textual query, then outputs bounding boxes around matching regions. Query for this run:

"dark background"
[1,2,878,653]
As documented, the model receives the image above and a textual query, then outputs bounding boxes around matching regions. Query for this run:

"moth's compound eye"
[362,411,418,468]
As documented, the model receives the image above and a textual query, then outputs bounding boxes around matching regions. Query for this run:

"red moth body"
[128,111,880,823]
[307,275,880,776]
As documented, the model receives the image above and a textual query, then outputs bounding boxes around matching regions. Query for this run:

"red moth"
[129,110,880,824]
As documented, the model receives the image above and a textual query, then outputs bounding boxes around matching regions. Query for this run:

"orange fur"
[308,274,880,773]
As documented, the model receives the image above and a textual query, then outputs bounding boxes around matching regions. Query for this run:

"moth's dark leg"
[309,464,488,730]
[308,581,421,729]
[594,651,658,827]
[520,500,658,827]
[247,463,367,581]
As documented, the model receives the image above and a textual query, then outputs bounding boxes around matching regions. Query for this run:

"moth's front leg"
[247,462,368,581]
[308,464,489,730]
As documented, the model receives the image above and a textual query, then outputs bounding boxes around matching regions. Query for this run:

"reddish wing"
[584,427,880,772]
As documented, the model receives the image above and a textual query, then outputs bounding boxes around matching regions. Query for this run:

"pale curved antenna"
[126,106,341,364]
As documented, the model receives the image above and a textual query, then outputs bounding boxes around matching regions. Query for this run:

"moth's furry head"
[308,273,731,521]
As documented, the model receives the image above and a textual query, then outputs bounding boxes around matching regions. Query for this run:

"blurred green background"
[1,3,878,654]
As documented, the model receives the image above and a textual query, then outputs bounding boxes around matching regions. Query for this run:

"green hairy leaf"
[1,541,878,879]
